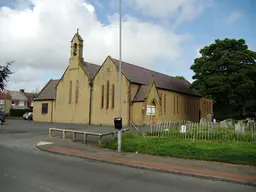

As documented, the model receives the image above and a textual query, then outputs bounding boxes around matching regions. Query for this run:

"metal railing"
[131,121,256,142]
[49,128,130,146]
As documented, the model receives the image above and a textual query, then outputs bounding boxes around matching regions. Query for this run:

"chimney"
[20,89,25,94]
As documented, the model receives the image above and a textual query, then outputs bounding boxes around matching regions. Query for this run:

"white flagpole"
[118,0,122,153]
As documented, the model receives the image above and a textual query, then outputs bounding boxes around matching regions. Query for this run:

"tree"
[0,61,13,91]
[175,76,186,80]
[190,38,256,120]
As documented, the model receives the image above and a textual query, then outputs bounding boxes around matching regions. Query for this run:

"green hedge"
[10,108,32,117]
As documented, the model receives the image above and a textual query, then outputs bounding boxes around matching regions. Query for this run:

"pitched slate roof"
[8,90,28,101]
[35,56,200,101]
[35,62,100,101]
[111,58,200,97]
[24,92,38,102]
[83,62,100,80]
[133,85,150,102]
[34,79,59,101]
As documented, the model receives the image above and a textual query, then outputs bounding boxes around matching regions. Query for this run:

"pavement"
[37,136,256,187]
[1,119,256,191]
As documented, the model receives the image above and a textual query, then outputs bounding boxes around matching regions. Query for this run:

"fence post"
[98,135,102,146]
[63,130,66,140]
[156,121,160,137]
[49,128,52,138]
[111,132,115,140]
[73,132,76,141]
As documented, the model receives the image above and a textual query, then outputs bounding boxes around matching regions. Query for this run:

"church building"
[33,31,213,126]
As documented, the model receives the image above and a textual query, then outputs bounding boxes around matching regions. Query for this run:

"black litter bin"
[114,117,122,130]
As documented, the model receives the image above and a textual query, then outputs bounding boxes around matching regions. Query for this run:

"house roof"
[83,62,100,80]
[0,92,12,100]
[133,85,150,102]
[8,90,28,101]
[24,92,38,101]
[34,79,59,101]
[111,58,200,97]
[35,62,100,101]
[35,56,201,101]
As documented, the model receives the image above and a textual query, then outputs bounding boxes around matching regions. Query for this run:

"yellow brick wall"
[33,100,54,122]
[91,57,130,126]
[54,64,91,124]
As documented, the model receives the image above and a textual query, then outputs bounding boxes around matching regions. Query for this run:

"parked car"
[23,112,33,120]
[0,110,5,124]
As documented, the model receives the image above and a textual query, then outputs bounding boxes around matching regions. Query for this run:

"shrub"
[10,108,32,117]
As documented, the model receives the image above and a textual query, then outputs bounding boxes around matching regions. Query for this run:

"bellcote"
[70,29,83,59]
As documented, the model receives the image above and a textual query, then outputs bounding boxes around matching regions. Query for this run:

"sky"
[0,0,255,92]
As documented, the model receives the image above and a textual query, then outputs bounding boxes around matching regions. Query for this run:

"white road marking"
[37,141,54,146]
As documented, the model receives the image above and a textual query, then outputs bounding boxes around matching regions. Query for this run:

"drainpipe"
[51,100,53,123]
[89,81,93,124]
[128,82,131,125]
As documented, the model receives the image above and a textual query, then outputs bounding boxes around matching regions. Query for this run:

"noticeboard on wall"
[147,105,155,115]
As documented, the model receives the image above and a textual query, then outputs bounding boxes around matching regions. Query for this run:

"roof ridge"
[112,58,188,83]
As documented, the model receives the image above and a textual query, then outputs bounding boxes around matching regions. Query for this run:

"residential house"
[8,89,29,109]
[33,31,213,125]
[24,91,38,108]
[0,92,12,115]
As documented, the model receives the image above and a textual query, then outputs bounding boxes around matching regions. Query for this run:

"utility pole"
[118,0,122,153]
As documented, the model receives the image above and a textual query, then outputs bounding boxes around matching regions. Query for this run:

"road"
[0,120,255,192]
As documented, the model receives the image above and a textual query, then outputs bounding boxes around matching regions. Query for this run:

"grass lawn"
[102,134,256,166]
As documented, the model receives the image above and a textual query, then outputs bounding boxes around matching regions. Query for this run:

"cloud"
[124,0,214,27]
[0,0,189,92]
[226,11,243,24]
[6,66,48,92]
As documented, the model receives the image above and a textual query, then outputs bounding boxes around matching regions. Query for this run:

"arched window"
[69,81,72,104]
[112,84,115,108]
[75,80,79,103]
[101,85,104,108]
[73,43,77,56]
[106,81,110,109]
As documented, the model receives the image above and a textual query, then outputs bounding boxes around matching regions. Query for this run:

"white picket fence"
[131,121,256,142]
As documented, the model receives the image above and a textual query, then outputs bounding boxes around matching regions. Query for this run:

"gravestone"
[235,123,245,133]
[206,113,213,122]
[180,125,187,133]
[248,120,255,131]
[211,122,217,131]
[226,118,235,127]
[220,120,227,128]
[200,118,207,126]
